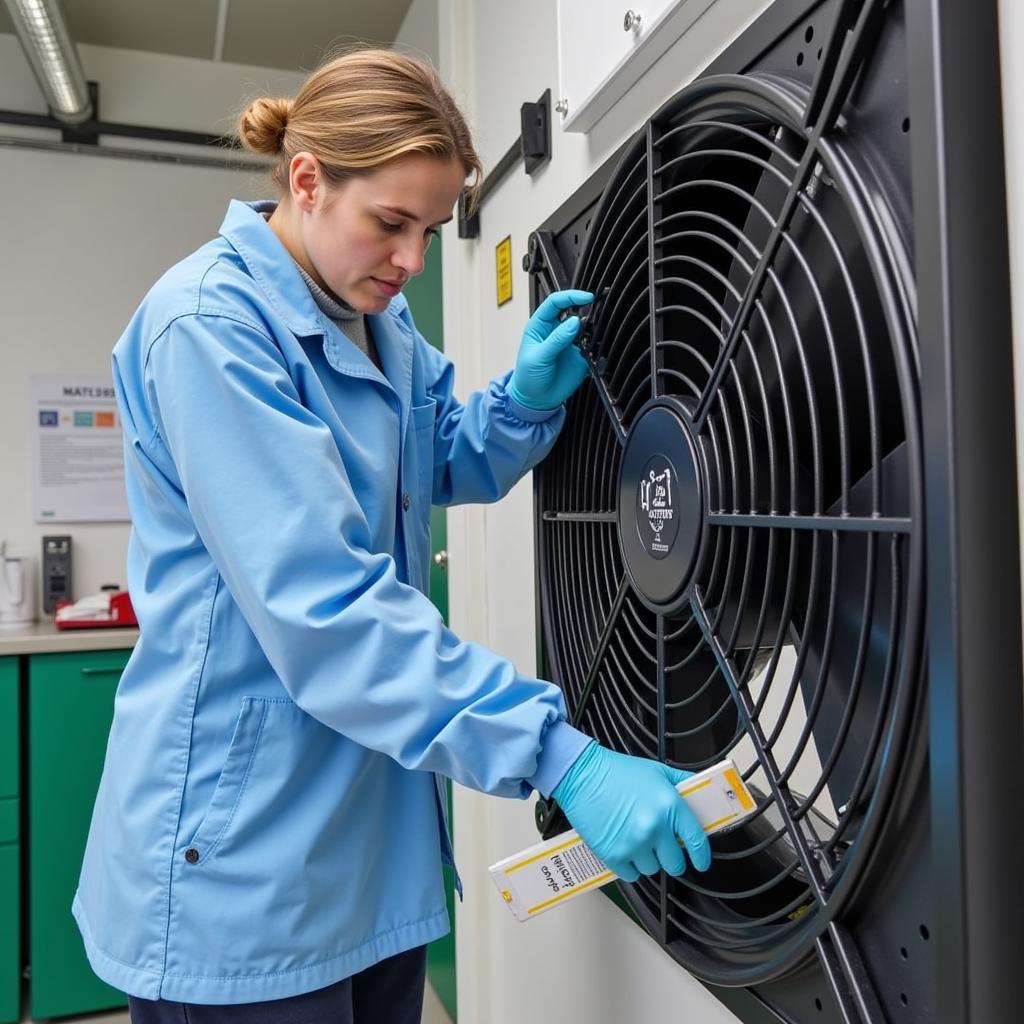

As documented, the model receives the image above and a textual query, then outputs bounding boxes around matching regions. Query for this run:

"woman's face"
[289,152,466,313]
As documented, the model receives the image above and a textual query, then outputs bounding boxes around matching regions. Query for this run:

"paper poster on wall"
[31,375,129,522]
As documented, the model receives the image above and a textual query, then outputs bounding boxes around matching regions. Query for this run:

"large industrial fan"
[526,0,1024,1021]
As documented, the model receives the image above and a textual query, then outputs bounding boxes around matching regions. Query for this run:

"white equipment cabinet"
[556,0,718,132]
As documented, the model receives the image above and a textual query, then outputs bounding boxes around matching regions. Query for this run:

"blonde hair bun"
[237,97,293,155]
[235,50,482,209]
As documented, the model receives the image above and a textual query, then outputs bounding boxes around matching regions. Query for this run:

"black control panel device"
[41,535,72,614]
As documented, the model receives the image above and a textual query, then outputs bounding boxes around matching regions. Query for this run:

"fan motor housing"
[618,398,705,612]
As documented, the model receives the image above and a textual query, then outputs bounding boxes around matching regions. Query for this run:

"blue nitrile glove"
[508,289,594,411]
[552,741,712,883]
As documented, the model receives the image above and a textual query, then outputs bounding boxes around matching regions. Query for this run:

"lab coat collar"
[219,199,414,421]
[219,200,324,338]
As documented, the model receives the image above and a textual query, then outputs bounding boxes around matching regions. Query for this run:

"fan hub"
[617,401,703,611]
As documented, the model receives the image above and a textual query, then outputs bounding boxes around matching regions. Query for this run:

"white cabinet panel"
[557,0,719,132]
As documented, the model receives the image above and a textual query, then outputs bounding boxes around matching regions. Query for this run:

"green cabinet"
[28,648,130,1020]
[0,657,19,1024]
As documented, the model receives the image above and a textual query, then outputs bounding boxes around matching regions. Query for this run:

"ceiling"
[0,0,415,73]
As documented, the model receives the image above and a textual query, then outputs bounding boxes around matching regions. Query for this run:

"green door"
[28,648,131,1020]
[403,239,456,1021]
[0,658,19,1024]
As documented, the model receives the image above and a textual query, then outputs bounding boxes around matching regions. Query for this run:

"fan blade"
[787,442,910,819]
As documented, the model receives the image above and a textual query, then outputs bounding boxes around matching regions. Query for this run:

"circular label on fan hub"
[636,456,680,559]
[617,402,703,611]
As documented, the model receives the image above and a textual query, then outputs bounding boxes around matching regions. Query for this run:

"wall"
[0,34,305,609]
[437,2,771,1022]
[395,0,440,63]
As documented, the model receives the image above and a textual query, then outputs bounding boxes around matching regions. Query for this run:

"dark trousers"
[127,945,428,1024]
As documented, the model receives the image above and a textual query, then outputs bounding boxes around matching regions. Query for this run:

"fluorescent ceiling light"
[5,0,91,123]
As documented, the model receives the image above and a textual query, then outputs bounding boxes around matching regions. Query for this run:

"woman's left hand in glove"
[508,289,594,411]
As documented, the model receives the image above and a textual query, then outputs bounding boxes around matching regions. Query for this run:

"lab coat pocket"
[183,697,268,865]
[410,399,437,512]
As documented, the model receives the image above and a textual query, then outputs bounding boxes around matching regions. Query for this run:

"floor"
[18,982,453,1023]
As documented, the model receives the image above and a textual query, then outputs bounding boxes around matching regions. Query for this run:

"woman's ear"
[289,152,321,214]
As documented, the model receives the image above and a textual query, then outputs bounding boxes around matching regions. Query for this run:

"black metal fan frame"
[527,1,1024,1022]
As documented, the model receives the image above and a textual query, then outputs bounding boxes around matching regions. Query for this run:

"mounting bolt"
[623,9,642,31]
[555,97,569,116]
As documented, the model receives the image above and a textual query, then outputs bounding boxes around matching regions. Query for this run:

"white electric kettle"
[0,542,38,628]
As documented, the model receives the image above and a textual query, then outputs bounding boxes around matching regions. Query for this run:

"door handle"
[433,550,449,570]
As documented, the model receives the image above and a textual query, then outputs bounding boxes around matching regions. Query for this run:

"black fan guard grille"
[535,72,924,987]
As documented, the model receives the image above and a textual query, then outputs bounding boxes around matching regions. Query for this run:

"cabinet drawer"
[0,659,17,800]
[29,648,132,688]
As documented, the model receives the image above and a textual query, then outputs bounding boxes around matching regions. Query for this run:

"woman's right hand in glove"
[552,741,712,882]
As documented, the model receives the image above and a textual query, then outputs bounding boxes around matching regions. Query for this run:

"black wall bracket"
[522,229,570,290]
[458,88,552,240]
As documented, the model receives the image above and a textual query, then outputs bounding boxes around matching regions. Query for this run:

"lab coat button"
[184,848,199,864]
[402,492,411,511]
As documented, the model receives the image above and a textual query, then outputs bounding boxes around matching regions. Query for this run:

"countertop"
[0,620,139,656]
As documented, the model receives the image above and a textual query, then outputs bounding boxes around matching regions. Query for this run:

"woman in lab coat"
[74,48,711,1023]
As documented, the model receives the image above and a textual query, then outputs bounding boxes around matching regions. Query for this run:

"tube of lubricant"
[488,758,756,922]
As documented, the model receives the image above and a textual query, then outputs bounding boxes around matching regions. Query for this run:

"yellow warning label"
[496,235,512,306]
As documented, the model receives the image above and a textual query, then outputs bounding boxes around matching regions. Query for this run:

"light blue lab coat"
[73,200,591,1004]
